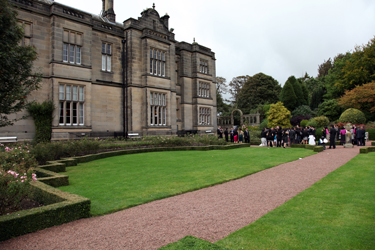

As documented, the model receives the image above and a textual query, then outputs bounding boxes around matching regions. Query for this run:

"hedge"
[359,147,375,154]
[290,144,324,152]
[367,128,375,140]
[0,181,90,241]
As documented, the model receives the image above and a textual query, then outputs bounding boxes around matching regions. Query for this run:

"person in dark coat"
[329,125,337,149]
[224,128,229,142]
[282,128,289,148]
[244,127,250,143]
[357,126,366,146]
[230,127,234,143]
[289,127,296,145]
[276,126,283,147]
[266,128,274,147]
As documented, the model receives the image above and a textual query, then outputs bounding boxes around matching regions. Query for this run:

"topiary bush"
[310,116,330,128]
[339,108,366,124]
[300,119,309,127]
[306,119,318,128]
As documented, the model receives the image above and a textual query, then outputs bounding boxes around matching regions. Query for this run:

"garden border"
[0,181,90,241]
[0,143,250,241]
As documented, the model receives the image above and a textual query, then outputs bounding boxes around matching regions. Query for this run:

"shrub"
[318,99,343,121]
[310,116,330,128]
[0,145,38,215]
[267,102,292,128]
[306,119,318,128]
[290,115,311,126]
[259,119,268,130]
[292,105,313,117]
[339,108,366,124]
[300,120,309,127]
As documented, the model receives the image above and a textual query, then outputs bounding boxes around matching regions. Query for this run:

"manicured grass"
[216,153,375,250]
[159,236,229,250]
[58,147,315,215]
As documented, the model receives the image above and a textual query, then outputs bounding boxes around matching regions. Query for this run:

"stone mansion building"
[1,0,217,140]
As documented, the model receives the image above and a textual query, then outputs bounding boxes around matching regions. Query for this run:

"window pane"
[150,58,153,74]
[73,86,78,101]
[73,102,77,124]
[162,62,165,76]
[163,107,166,125]
[79,86,84,101]
[162,52,165,61]
[102,55,106,71]
[107,44,111,54]
[154,106,157,125]
[107,55,111,71]
[150,93,153,104]
[79,103,84,124]
[59,85,65,100]
[159,94,161,105]
[150,49,153,58]
[66,86,71,100]
[66,102,71,124]
[154,93,157,105]
[63,44,68,62]
[102,43,106,53]
[150,106,153,125]
[153,60,156,75]
[59,102,64,124]
[76,46,81,64]
[69,45,75,63]
[158,61,161,76]
[163,94,165,106]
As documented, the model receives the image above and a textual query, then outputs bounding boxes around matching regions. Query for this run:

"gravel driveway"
[0,144,363,250]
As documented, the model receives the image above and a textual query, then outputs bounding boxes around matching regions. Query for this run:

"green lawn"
[57,147,315,215]
[215,153,375,250]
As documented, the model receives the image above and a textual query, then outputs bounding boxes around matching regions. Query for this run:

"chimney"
[102,0,116,23]
[161,14,170,29]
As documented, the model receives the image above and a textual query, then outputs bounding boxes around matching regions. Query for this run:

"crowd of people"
[217,124,367,149]
[217,126,250,143]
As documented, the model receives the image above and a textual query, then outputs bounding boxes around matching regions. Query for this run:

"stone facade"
[1,0,217,140]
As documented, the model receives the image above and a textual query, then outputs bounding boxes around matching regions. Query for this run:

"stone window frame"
[150,92,167,126]
[198,81,210,98]
[18,20,32,46]
[63,29,82,65]
[59,84,84,126]
[199,59,208,74]
[199,107,211,126]
[150,48,166,77]
[101,42,112,72]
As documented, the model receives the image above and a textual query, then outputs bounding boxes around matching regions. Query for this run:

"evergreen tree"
[0,0,42,127]
[288,76,305,106]
[280,81,297,111]
[301,82,309,106]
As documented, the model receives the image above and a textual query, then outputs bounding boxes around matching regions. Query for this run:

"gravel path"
[0,144,364,250]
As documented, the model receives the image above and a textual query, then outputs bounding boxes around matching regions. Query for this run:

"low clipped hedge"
[372,141,375,146]
[291,144,323,152]
[359,147,375,154]
[0,181,90,241]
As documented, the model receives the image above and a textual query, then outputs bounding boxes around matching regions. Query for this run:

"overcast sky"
[56,0,375,95]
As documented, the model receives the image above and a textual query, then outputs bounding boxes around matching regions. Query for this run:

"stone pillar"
[344,123,354,148]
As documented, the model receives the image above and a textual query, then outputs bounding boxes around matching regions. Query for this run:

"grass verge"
[215,153,375,250]
[57,147,315,215]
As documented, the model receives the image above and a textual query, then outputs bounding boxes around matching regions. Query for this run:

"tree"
[237,73,281,114]
[317,99,342,122]
[228,75,250,105]
[280,80,297,111]
[310,86,325,110]
[287,76,305,106]
[317,58,333,78]
[0,0,41,127]
[337,81,375,121]
[216,76,231,116]
[301,82,309,106]
[267,101,291,128]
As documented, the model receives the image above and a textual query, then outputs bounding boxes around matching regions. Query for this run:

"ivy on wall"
[27,101,55,143]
